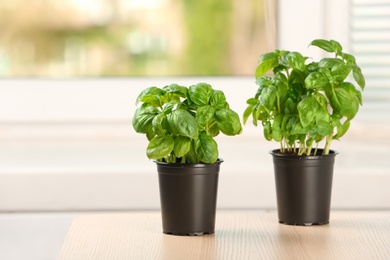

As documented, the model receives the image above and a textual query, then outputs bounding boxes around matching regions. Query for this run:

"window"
[350,0,390,117]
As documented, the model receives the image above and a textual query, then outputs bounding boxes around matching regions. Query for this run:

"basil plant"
[133,82,242,164]
[244,39,365,155]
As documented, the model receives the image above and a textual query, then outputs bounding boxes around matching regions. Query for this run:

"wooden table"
[58,211,390,260]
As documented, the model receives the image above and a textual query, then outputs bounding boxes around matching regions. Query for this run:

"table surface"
[58,211,390,260]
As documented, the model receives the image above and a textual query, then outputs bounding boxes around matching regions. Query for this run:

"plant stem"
[314,142,319,155]
[306,144,312,156]
[323,134,332,155]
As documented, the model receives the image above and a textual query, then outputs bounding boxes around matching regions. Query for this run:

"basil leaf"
[243,105,254,125]
[260,85,277,110]
[135,87,164,106]
[305,72,329,90]
[331,63,352,82]
[184,141,198,164]
[297,96,321,127]
[255,52,279,78]
[162,84,187,97]
[207,120,220,137]
[173,136,191,158]
[318,58,344,69]
[310,39,335,53]
[152,113,166,136]
[271,114,282,142]
[291,122,309,135]
[263,121,272,141]
[132,105,159,134]
[146,136,174,160]
[195,133,218,164]
[167,109,198,139]
[210,90,228,108]
[328,87,359,120]
[196,105,216,127]
[215,108,242,136]
[188,83,213,106]
[330,40,343,53]
[334,120,350,139]
[281,52,306,72]
[313,121,333,136]
[352,66,365,90]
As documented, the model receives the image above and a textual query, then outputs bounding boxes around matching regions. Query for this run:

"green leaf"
[318,58,344,69]
[188,83,214,106]
[215,108,242,135]
[328,87,359,120]
[162,101,179,114]
[162,84,187,97]
[297,96,321,127]
[260,85,277,110]
[271,114,283,142]
[146,136,174,160]
[173,136,191,158]
[263,121,272,141]
[196,105,216,127]
[135,87,165,106]
[243,105,254,125]
[291,122,309,135]
[152,113,166,136]
[282,115,297,134]
[184,141,198,163]
[330,40,343,53]
[313,120,333,136]
[255,77,272,98]
[331,63,352,82]
[305,72,329,90]
[167,109,198,139]
[342,53,356,65]
[207,120,220,137]
[310,39,335,53]
[340,82,363,105]
[246,98,259,105]
[195,133,218,163]
[334,120,350,139]
[352,66,365,90]
[283,98,298,115]
[210,90,229,108]
[313,93,328,108]
[132,105,159,134]
[281,52,307,71]
[273,73,289,98]
[255,52,279,79]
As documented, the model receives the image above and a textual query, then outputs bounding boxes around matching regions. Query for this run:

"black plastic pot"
[155,159,222,236]
[271,149,337,226]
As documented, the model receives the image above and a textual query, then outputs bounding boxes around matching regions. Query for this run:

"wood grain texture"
[57,211,390,260]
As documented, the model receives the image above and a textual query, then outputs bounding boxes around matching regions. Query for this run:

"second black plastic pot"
[271,149,337,226]
[155,159,222,236]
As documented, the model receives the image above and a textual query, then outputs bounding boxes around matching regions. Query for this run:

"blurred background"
[0,0,390,259]
[0,0,271,76]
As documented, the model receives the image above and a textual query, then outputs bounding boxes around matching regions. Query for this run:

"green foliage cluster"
[244,39,365,155]
[133,83,242,164]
